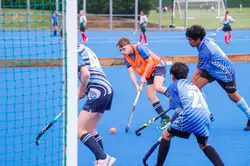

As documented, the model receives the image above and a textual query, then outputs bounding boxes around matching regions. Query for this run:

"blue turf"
[0,30,250,166]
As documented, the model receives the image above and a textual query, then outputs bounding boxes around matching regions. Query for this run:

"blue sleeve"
[137,45,150,59]
[124,58,131,68]
[167,83,182,109]
[78,53,86,71]
[197,49,211,70]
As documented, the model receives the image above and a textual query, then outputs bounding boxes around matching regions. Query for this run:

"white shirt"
[140,15,147,24]
[80,15,87,24]
[221,15,234,24]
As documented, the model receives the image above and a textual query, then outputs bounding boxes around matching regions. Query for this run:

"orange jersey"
[125,45,160,79]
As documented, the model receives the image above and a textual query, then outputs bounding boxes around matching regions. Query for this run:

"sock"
[163,89,169,97]
[203,145,224,166]
[80,133,106,160]
[247,120,250,126]
[153,101,169,119]
[228,33,232,42]
[81,33,86,41]
[94,134,104,150]
[224,35,228,43]
[156,138,171,166]
[54,31,57,36]
[139,34,142,42]
[236,97,250,119]
[143,33,147,43]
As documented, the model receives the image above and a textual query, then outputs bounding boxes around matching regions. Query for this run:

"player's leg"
[217,80,250,130]
[78,110,107,161]
[142,29,147,45]
[224,31,228,43]
[138,30,143,44]
[53,22,58,36]
[228,30,232,43]
[80,27,88,42]
[152,64,168,95]
[78,92,116,165]
[146,77,170,129]
[60,28,63,39]
[193,70,213,90]
[195,135,224,166]
[155,129,173,166]
[146,84,167,119]
[153,64,171,128]
[156,126,191,166]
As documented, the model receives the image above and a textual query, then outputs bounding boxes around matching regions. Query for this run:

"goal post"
[173,0,226,19]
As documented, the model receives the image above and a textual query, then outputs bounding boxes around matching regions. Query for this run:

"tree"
[83,0,153,15]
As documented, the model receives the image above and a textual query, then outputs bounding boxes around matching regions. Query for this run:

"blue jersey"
[77,45,112,96]
[197,37,235,82]
[168,79,210,136]
[51,13,59,23]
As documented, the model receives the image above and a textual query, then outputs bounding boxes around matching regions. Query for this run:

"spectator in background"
[51,11,61,37]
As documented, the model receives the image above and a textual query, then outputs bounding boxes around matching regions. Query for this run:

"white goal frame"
[173,0,226,19]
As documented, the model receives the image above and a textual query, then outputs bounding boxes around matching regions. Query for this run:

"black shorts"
[53,22,58,27]
[200,70,236,93]
[80,27,86,32]
[222,26,232,32]
[146,65,166,85]
[168,127,208,146]
[82,88,113,114]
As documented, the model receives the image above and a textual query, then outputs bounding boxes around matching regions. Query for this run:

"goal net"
[0,0,77,165]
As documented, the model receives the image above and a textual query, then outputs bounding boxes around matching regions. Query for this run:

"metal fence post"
[109,0,112,30]
[135,0,138,30]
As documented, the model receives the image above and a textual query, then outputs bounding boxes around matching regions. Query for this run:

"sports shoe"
[94,154,116,166]
[244,120,250,131]
[158,118,170,130]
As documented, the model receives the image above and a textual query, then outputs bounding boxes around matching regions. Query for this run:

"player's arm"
[78,53,89,99]
[168,84,182,123]
[55,11,62,16]
[138,19,141,31]
[230,16,235,23]
[128,67,140,89]
[171,108,182,122]
[144,16,148,27]
[142,56,154,79]
[84,16,87,27]
[220,18,224,24]
[78,66,89,99]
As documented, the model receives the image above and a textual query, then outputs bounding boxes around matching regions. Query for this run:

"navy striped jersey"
[168,79,210,136]
[77,44,112,96]
[197,37,235,82]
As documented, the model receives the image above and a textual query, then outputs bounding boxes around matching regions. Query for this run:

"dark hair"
[185,25,206,41]
[170,62,189,80]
